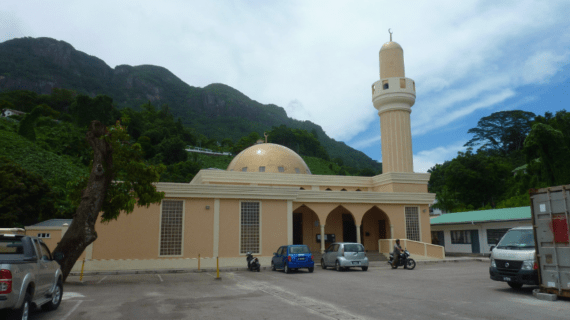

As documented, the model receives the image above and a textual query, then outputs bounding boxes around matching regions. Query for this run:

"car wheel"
[43,279,63,311]
[508,282,523,289]
[335,260,342,272]
[308,267,314,273]
[362,266,368,271]
[271,261,276,271]
[284,263,290,274]
[9,291,31,320]
[321,259,327,269]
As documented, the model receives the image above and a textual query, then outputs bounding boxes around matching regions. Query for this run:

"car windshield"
[344,244,364,252]
[496,229,534,249]
[289,246,310,254]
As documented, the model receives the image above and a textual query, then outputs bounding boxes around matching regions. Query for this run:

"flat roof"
[430,207,531,225]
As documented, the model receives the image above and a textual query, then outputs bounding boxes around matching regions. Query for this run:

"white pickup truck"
[0,234,64,320]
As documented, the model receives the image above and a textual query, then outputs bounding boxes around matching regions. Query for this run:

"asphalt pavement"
[29,260,570,320]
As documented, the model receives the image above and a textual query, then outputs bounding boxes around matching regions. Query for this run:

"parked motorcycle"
[388,249,416,270]
[246,252,261,272]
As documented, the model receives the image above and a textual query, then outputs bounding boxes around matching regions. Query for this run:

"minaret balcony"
[372,77,416,110]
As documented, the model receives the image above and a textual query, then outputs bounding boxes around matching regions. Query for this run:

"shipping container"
[530,185,570,298]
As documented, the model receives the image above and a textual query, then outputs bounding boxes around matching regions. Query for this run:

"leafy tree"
[465,110,535,155]
[160,160,201,182]
[54,120,165,281]
[158,136,188,165]
[0,156,56,227]
[70,94,119,127]
[524,123,570,186]
[17,106,42,141]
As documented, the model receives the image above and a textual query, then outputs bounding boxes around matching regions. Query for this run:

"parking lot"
[28,261,570,320]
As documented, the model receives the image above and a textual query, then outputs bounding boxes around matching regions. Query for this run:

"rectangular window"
[160,200,184,256]
[259,166,265,172]
[37,233,51,238]
[240,202,260,254]
[451,230,472,244]
[486,228,510,245]
[278,166,285,173]
[405,207,420,241]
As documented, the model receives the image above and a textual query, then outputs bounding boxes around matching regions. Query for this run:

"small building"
[1,108,26,117]
[430,207,531,254]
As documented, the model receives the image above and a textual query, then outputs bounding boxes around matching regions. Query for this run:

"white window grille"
[240,202,260,254]
[405,207,420,241]
[259,166,265,172]
[160,200,184,256]
[278,166,285,172]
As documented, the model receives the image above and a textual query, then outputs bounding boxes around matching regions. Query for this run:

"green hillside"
[0,37,381,171]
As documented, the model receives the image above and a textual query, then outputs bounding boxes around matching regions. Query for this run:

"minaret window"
[278,166,285,172]
[382,80,389,90]
[341,188,347,191]
[242,167,248,172]
[259,166,265,172]
[325,188,332,191]
[295,168,300,174]
[400,79,406,88]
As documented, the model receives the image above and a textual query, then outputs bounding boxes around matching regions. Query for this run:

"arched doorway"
[292,205,321,253]
[360,206,390,251]
[325,206,356,243]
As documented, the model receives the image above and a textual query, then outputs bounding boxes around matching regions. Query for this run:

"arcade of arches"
[293,203,392,253]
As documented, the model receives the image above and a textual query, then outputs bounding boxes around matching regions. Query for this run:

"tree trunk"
[54,121,113,282]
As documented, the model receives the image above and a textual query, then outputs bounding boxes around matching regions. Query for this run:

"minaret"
[372,30,415,173]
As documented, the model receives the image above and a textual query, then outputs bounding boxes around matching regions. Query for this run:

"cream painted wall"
[218,199,240,257]
[92,202,162,260]
[183,198,215,258]
[260,200,289,256]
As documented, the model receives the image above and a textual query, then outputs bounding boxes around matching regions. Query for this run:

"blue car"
[271,245,315,273]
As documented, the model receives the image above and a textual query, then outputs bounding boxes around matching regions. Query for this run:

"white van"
[489,226,539,289]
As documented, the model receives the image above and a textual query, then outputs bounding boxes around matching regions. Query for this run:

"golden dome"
[227,143,311,174]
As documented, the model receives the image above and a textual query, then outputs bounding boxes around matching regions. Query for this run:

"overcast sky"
[2,1,570,172]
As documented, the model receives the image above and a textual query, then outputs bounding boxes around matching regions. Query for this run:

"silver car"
[321,242,369,271]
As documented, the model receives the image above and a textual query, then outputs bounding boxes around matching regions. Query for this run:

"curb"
[67,258,488,278]
[533,289,557,301]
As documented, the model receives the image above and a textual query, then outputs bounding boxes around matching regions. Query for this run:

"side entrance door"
[470,230,480,253]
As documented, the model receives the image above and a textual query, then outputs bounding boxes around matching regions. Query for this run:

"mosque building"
[29,34,443,271]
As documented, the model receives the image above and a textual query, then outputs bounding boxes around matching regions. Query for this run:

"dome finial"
[264,132,268,143]
[388,28,393,42]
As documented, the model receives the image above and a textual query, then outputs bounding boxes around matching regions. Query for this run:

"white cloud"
[350,136,381,150]
[413,141,468,173]
[1,0,570,152]
[520,51,570,84]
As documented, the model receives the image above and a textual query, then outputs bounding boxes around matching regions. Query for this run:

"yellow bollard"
[215,257,221,280]
[198,254,201,271]
[79,258,86,282]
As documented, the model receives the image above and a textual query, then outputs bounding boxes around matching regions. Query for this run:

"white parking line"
[157,274,163,282]
[97,276,107,284]
[61,300,83,320]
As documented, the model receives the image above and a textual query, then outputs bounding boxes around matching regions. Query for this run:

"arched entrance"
[292,205,321,253]
[325,206,356,243]
[360,206,391,251]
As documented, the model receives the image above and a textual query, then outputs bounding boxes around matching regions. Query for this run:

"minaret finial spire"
[388,28,393,42]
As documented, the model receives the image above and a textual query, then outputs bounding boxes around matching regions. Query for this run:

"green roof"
[430,207,531,225]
